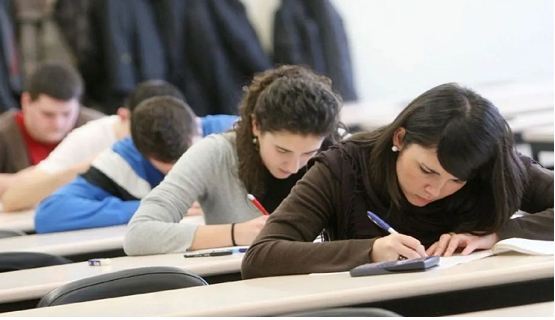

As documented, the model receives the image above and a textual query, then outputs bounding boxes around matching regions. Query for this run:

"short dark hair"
[235,65,342,197]
[124,80,185,112]
[351,82,527,235]
[130,96,197,163]
[27,61,83,101]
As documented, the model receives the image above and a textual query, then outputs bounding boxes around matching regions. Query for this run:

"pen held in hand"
[367,210,399,234]
[247,194,270,216]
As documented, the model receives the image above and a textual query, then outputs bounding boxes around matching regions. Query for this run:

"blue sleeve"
[200,115,239,136]
[34,177,140,233]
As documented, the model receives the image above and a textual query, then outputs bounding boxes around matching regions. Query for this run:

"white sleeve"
[38,117,117,174]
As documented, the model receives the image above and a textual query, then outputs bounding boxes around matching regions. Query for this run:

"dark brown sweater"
[242,142,554,279]
[0,107,104,173]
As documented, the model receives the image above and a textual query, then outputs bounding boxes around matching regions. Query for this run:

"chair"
[38,266,209,307]
[281,307,402,317]
[0,252,72,273]
[0,229,26,238]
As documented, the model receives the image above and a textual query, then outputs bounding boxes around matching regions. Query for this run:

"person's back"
[34,96,201,233]
[0,61,103,196]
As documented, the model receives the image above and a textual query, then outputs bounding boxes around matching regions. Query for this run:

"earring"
[391,145,399,152]
[252,136,259,150]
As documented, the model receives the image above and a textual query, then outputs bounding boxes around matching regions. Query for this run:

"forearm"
[1,168,81,212]
[243,163,373,278]
[0,174,15,197]
[497,208,554,241]
[189,224,234,250]
[35,192,140,233]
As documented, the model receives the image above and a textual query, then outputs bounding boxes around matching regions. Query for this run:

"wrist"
[231,223,237,246]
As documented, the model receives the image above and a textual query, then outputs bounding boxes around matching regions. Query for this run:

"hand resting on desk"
[426,232,499,257]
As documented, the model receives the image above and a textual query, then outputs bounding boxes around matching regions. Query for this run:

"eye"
[419,166,433,174]
[276,148,288,154]
[452,179,465,185]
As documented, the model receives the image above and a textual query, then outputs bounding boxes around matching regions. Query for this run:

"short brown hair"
[27,61,83,101]
[124,80,185,112]
[130,96,197,163]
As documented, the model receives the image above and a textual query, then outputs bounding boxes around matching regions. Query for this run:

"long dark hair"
[235,65,342,198]
[350,83,527,234]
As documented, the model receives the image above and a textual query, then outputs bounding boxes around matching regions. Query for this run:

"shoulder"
[65,115,117,141]
[518,153,554,180]
[0,110,17,132]
[196,131,236,154]
[172,131,238,173]
[311,140,371,181]
[75,106,105,126]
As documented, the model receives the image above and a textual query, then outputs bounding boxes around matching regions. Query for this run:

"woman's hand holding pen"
[233,215,269,245]
[426,232,499,257]
[371,234,428,262]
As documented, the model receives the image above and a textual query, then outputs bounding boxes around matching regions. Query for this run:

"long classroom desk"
[0,215,204,260]
[0,251,244,313]
[0,210,34,233]
[3,253,552,317]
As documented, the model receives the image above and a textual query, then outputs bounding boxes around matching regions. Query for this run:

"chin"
[402,191,430,207]
[271,169,292,179]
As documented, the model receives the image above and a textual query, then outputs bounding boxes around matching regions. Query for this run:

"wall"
[242,0,554,102]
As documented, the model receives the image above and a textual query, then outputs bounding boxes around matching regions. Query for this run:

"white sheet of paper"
[436,250,494,270]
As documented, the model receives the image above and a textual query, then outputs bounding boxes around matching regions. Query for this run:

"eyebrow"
[422,163,462,181]
[276,146,320,154]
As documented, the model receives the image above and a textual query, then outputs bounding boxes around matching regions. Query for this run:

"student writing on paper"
[34,96,233,233]
[124,65,347,255]
[1,80,232,212]
[242,83,554,278]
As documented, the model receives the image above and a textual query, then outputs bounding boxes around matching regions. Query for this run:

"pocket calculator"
[349,256,440,277]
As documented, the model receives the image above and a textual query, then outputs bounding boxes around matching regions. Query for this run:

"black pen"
[183,247,247,258]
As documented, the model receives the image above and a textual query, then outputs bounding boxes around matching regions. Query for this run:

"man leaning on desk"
[33,96,235,233]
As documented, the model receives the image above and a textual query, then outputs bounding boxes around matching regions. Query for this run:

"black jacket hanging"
[151,0,271,116]
[274,0,358,101]
[0,0,22,113]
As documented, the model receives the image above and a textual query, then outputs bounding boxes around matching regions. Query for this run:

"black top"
[260,169,306,213]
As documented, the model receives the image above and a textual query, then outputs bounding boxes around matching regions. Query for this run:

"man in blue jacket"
[34,96,236,233]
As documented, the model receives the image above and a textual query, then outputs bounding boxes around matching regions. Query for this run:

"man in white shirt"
[0,80,187,212]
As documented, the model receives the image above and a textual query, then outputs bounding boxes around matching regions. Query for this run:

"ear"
[392,127,406,150]
[116,107,131,121]
[20,92,31,112]
[251,115,260,137]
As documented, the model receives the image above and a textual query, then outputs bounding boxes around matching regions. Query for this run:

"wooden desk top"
[3,254,552,317]
[0,210,35,233]
[0,251,243,303]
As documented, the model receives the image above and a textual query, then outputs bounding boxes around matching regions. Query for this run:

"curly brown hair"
[235,65,342,198]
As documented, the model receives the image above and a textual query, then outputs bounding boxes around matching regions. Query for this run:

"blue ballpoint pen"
[367,211,399,234]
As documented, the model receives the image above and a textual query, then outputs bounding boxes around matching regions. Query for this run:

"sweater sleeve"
[497,158,554,241]
[124,135,225,256]
[34,177,139,233]
[242,162,375,279]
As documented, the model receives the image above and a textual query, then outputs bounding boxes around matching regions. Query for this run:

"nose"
[285,157,301,174]
[52,116,65,131]
[424,180,445,199]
